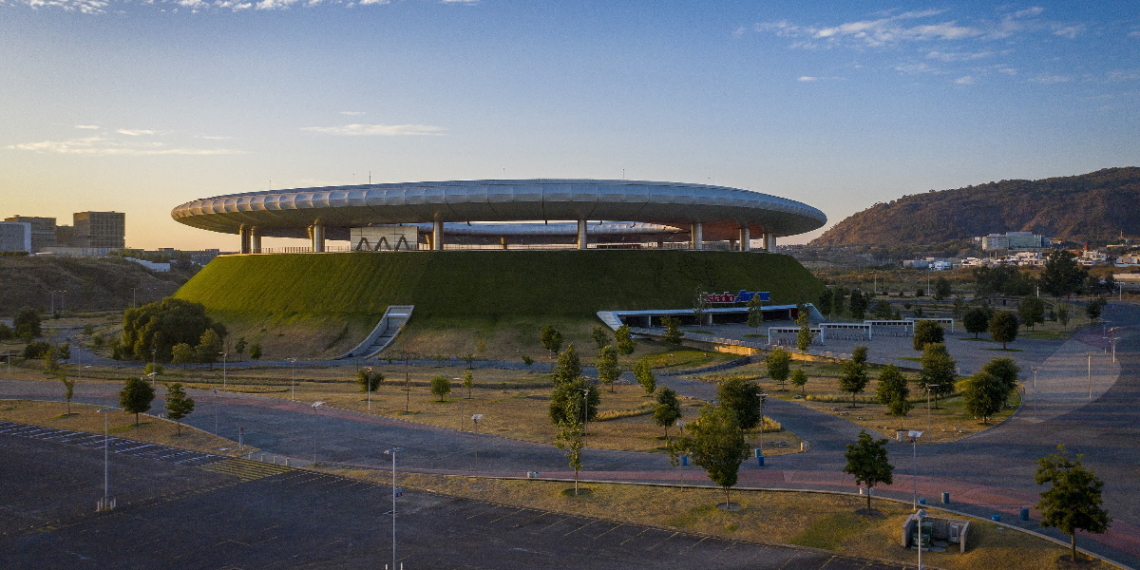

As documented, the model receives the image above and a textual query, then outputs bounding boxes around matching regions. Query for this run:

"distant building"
[4,215,57,251]
[977,232,1049,251]
[55,224,75,247]
[0,222,32,253]
[73,211,125,248]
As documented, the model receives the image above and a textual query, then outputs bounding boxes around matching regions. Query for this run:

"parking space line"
[466,504,502,520]
[488,508,525,524]
[619,527,651,546]
[540,515,570,531]
[644,531,679,551]
[562,520,596,537]
[680,535,709,553]
[591,523,622,540]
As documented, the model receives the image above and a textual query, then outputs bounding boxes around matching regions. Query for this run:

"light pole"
[384,446,404,570]
[758,392,768,462]
[1088,353,1093,400]
[97,408,116,511]
[1031,366,1038,390]
[289,357,297,400]
[916,508,927,569]
[471,414,483,476]
[907,430,924,510]
[676,421,686,491]
[219,352,228,390]
[311,401,324,464]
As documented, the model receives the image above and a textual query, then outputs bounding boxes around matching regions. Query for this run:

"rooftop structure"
[977,231,1049,251]
[171,179,827,253]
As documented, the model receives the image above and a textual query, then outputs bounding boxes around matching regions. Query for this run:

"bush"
[14,307,41,340]
[22,341,52,359]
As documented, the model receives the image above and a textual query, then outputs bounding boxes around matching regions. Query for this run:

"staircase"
[338,305,415,360]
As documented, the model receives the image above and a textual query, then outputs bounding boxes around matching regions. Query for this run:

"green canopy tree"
[164,382,195,435]
[653,387,683,439]
[551,343,582,385]
[962,371,1006,424]
[1039,250,1087,298]
[816,289,833,318]
[661,317,683,345]
[357,368,385,393]
[747,293,766,328]
[195,328,225,366]
[963,306,992,338]
[549,377,600,426]
[918,343,956,408]
[875,364,911,417]
[249,343,262,360]
[634,359,656,396]
[121,298,222,362]
[1057,304,1072,331]
[462,369,475,399]
[795,304,812,352]
[614,324,636,355]
[933,276,952,300]
[989,310,1020,349]
[597,345,621,393]
[1036,446,1111,562]
[119,376,155,427]
[590,325,610,350]
[540,325,563,359]
[1019,297,1046,331]
[14,307,42,341]
[912,320,944,351]
[838,346,869,408]
[790,368,808,397]
[430,375,452,402]
[844,430,894,512]
[717,376,763,432]
[681,405,751,507]
[848,289,869,320]
[980,357,1020,401]
[765,348,791,390]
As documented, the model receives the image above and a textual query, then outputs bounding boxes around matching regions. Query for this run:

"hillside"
[173,250,824,359]
[812,167,1140,246]
[0,256,193,317]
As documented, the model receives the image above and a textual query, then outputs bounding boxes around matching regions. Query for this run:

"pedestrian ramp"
[338,305,415,360]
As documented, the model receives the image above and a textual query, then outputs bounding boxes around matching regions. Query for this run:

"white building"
[978,232,1049,250]
[0,222,32,253]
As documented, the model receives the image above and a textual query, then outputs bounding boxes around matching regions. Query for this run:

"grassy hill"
[0,255,193,317]
[174,250,823,359]
[812,167,1140,246]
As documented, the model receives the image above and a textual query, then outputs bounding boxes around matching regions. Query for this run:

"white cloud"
[926,50,992,62]
[797,76,818,82]
[1030,74,1072,84]
[893,62,937,75]
[302,123,446,136]
[954,75,975,85]
[339,111,367,116]
[116,128,160,136]
[1053,25,1083,39]
[5,136,246,155]
[196,134,232,140]
[74,124,100,130]
[1107,70,1140,81]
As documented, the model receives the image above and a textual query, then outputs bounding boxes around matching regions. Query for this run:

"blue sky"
[2,1,1137,249]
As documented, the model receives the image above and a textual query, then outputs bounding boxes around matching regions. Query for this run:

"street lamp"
[471,414,483,476]
[289,357,297,401]
[311,401,324,464]
[916,508,927,569]
[96,408,116,511]
[219,352,228,390]
[676,421,686,491]
[907,430,924,510]
[384,446,404,570]
[757,392,769,463]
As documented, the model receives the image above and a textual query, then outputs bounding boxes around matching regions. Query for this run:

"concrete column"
[310,224,325,253]
[500,236,508,250]
[691,222,703,250]
[239,225,251,254]
[758,232,768,251]
[739,225,751,252]
[765,233,776,251]
[577,219,587,250]
[249,227,261,253]
[432,217,444,251]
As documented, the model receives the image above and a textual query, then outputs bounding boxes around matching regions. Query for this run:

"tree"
[554,421,586,495]
[692,288,709,326]
[933,276,952,301]
[790,368,808,396]
[540,325,563,358]
[597,345,621,392]
[795,304,812,352]
[56,342,71,361]
[661,316,683,345]
[195,328,224,366]
[843,430,894,512]
[14,307,41,340]
[171,343,194,366]
[747,293,765,328]
[430,375,451,402]
[1086,296,1107,323]
[357,368,385,393]
[962,371,1006,424]
[918,343,956,408]
[463,369,475,398]
[838,346,869,408]
[848,289,869,320]
[872,299,893,320]
[980,357,1020,400]
[816,289,833,318]
[912,320,944,351]
[614,324,636,355]
[249,343,262,360]
[121,298,222,362]
[653,387,683,439]
[164,382,195,435]
[875,364,911,417]
[963,306,991,338]
[119,376,156,427]
[1035,446,1111,562]
[634,359,656,396]
[1039,250,1087,298]
[234,337,248,360]
[717,376,763,432]
[1057,304,1072,331]
[590,325,610,350]
[989,310,1020,349]
[952,296,967,317]
[58,367,76,415]
[1018,297,1046,331]
[765,348,791,390]
[549,377,600,426]
[0,323,13,341]
[551,343,582,385]
[143,362,164,377]
[681,405,751,507]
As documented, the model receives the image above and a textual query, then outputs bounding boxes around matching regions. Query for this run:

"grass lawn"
[0,399,253,456]
[331,470,1110,570]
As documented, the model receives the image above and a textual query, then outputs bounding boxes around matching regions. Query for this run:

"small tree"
[195,328,224,366]
[717,376,763,432]
[540,325,563,358]
[463,369,475,399]
[430,375,451,402]
[952,296,967,317]
[119,376,156,427]
[661,317,683,345]
[838,346,869,408]
[1036,446,1111,562]
[843,430,894,512]
[1019,297,1046,331]
[989,310,1020,349]
[614,324,636,355]
[1086,296,1106,323]
[171,343,194,366]
[357,368,384,393]
[980,357,1020,401]
[816,289,833,318]
[249,343,262,360]
[14,306,41,340]
[872,299,893,320]
[933,276,952,300]
[795,304,812,352]
[747,293,765,328]
[1057,304,1072,331]
[597,345,621,393]
[653,387,683,439]
[554,421,586,495]
[962,371,1005,424]
[551,343,582,385]
[875,364,911,417]
[790,368,808,396]
[144,362,165,377]
[963,306,991,338]
[682,405,750,507]
[56,342,71,361]
[918,343,956,408]
[634,359,656,396]
[164,383,195,435]
[58,368,76,415]
[590,325,610,350]
[692,288,709,326]
[234,337,248,360]
[765,348,791,390]
[912,320,944,351]
[1040,250,1087,298]
[549,377,600,426]
[848,289,869,320]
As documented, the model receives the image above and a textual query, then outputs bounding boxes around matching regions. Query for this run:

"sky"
[1,0,1137,250]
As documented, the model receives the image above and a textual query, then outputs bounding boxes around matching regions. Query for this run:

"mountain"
[811,167,1140,246]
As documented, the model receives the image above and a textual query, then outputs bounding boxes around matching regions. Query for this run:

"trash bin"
[941,492,951,504]
[919,498,927,506]
[991,514,1001,522]
[755,448,765,467]
[681,455,688,466]
[1020,507,1030,521]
